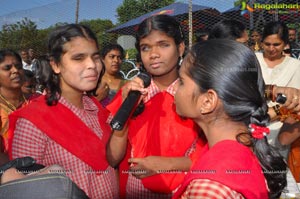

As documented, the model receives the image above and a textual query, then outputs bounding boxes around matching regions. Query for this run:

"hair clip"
[249,124,270,139]
[61,36,67,42]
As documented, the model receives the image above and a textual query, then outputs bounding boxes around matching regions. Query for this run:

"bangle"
[271,85,276,102]
[265,84,276,101]
[272,104,281,116]
[265,85,272,100]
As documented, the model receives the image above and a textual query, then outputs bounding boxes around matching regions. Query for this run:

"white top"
[256,53,300,88]
[256,53,300,158]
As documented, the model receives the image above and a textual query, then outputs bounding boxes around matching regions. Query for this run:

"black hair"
[262,21,289,44]
[250,28,262,35]
[46,24,100,106]
[33,55,52,95]
[100,43,125,60]
[208,20,246,40]
[135,14,185,52]
[195,29,209,42]
[23,69,35,81]
[0,49,22,64]
[187,39,286,198]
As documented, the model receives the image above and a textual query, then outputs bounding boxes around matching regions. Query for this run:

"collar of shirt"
[59,95,98,113]
[143,78,178,103]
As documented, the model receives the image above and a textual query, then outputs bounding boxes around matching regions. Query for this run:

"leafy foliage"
[116,0,175,24]
[0,18,116,56]
[80,19,117,49]
[0,18,38,51]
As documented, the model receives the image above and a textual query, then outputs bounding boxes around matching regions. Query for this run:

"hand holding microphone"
[110,71,151,131]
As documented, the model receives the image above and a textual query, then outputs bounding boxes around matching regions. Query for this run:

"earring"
[179,56,183,66]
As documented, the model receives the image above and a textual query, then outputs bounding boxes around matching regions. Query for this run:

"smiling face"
[51,37,103,94]
[139,30,185,78]
[262,34,286,60]
[0,55,24,91]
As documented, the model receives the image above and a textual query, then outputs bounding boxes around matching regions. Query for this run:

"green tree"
[80,19,117,48]
[0,18,38,51]
[116,0,175,24]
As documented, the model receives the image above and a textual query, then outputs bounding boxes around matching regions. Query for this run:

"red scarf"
[173,140,268,199]
[8,95,110,172]
[108,91,206,194]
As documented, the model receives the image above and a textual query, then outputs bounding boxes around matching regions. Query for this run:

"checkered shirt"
[11,96,119,199]
[180,179,244,199]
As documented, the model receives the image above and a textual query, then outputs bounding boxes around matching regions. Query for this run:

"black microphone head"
[14,156,36,168]
[137,71,151,88]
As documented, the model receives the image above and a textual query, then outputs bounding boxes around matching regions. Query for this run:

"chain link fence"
[0,0,299,58]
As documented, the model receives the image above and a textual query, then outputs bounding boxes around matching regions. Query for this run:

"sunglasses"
[283,49,291,54]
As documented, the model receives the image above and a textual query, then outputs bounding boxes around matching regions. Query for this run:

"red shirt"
[173,140,269,199]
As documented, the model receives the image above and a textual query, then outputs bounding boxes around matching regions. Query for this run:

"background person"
[96,43,126,106]
[0,49,27,151]
[288,28,300,59]
[249,29,262,52]
[256,21,300,158]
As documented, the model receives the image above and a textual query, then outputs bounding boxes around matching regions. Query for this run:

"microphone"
[0,157,35,177]
[276,93,287,104]
[110,71,151,131]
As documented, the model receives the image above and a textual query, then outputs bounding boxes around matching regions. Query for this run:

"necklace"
[0,93,26,111]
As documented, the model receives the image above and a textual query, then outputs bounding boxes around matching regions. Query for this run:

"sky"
[0,0,235,30]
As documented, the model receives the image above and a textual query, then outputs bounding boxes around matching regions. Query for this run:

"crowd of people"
[0,14,300,199]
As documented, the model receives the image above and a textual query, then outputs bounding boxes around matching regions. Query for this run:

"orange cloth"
[288,138,300,182]
[0,98,27,151]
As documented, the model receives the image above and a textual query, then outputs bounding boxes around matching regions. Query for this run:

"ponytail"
[249,108,287,199]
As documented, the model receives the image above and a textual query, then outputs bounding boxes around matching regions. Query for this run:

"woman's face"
[51,37,103,94]
[103,49,122,75]
[262,34,286,60]
[175,54,200,119]
[0,55,24,90]
[139,30,184,77]
[250,31,261,43]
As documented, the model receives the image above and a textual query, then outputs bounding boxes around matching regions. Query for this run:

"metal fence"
[1,0,299,55]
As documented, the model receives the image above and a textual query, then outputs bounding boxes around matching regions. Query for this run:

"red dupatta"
[108,91,206,193]
[8,95,111,172]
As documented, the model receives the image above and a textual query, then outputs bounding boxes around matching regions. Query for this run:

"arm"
[95,82,109,102]
[106,127,129,168]
[268,106,280,122]
[0,136,8,166]
[128,156,192,179]
[278,117,300,146]
[106,77,148,167]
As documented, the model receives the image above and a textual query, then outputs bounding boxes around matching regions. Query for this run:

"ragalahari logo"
[240,1,254,16]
